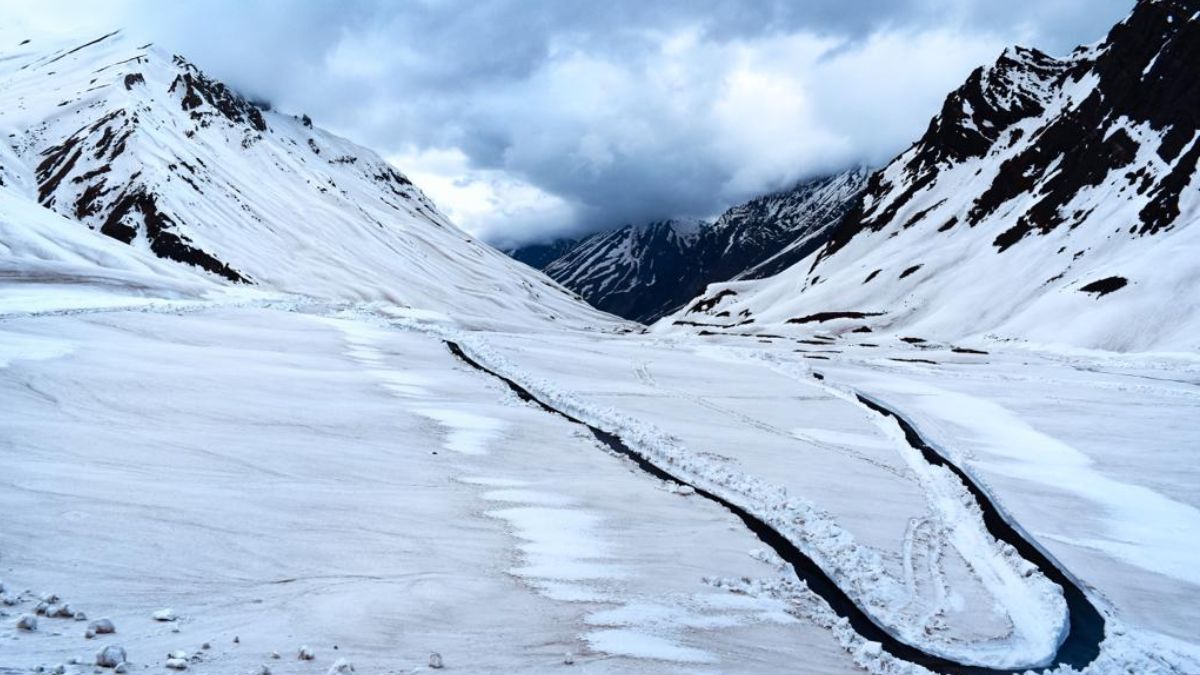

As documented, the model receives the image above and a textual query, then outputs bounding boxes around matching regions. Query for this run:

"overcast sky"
[2,0,1133,246]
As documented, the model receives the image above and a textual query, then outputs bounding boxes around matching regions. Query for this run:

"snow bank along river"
[445,340,1105,674]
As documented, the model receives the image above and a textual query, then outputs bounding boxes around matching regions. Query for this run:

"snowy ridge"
[513,168,869,323]
[0,30,616,331]
[665,0,1200,352]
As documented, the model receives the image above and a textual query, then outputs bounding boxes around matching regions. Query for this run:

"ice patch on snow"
[416,408,507,455]
[486,506,620,580]
[482,489,575,506]
[585,629,717,664]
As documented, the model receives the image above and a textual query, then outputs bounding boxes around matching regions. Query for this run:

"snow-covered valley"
[2,1,1199,673]
[2,299,1198,673]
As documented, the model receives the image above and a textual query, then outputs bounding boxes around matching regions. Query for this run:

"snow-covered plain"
[2,299,1198,674]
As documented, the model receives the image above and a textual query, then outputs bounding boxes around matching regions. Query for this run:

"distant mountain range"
[507,168,870,322]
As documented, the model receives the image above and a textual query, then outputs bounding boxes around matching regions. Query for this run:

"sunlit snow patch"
[585,629,717,664]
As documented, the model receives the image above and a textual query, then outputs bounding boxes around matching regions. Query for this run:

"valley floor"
[1,302,1198,674]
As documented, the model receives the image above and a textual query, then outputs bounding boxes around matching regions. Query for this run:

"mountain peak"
[0,30,614,330]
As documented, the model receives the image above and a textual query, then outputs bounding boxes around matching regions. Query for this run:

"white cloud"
[388,147,575,247]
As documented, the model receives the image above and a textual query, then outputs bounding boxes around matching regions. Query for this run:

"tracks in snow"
[448,340,1106,674]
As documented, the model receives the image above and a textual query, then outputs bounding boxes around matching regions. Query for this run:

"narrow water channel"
[446,341,1104,673]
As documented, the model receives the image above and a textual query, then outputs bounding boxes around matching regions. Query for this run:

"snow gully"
[445,340,1104,673]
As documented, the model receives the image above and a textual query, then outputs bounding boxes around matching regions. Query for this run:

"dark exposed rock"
[100,189,245,282]
[1079,276,1128,296]
[687,289,737,314]
[36,135,83,205]
[787,311,883,324]
[951,347,989,354]
[168,56,268,132]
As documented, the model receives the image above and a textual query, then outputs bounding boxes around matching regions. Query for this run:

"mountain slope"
[512,168,869,323]
[0,31,614,330]
[667,0,1200,353]
[540,218,705,322]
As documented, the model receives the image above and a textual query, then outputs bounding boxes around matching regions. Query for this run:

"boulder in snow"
[298,645,315,661]
[152,608,177,622]
[428,652,444,669]
[16,613,38,631]
[95,645,127,668]
[165,658,188,670]
[88,618,116,635]
[326,658,355,674]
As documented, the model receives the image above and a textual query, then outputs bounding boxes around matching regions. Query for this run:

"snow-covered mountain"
[667,0,1200,353]
[538,218,705,322]
[511,168,869,323]
[707,168,872,281]
[0,31,614,330]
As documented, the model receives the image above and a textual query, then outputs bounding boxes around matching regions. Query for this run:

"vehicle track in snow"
[447,340,1106,674]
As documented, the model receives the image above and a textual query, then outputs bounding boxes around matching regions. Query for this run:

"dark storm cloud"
[95,1,1135,244]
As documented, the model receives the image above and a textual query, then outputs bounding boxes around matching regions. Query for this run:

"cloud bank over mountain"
[1,0,1134,245]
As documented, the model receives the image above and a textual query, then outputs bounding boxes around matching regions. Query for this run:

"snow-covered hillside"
[0,30,614,331]
[511,168,869,323]
[667,0,1200,353]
